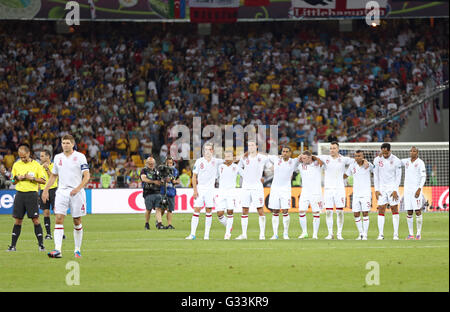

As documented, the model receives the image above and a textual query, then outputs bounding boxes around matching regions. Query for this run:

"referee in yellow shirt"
[39,150,58,240]
[7,145,47,252]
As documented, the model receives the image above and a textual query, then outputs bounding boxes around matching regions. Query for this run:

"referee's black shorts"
[39,188,56,210]
[13,191,40,219]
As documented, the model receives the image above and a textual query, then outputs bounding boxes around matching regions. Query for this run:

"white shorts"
[299,194,323,213]
[324,188,346,209]
[352,196,372,212]
[377,189,400,206]
[215,190,240,211]
[54,189,87,218]
[403,193,423,211]
[268,190,292,210]
[241,188,265,209]
[193,188,215,208]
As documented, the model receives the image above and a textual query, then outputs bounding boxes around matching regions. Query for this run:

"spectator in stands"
[100,170,113,189]
[0,165,11,189]
[3,150,16,170]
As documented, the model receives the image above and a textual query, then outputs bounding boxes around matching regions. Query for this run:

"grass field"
[0,212,448,292]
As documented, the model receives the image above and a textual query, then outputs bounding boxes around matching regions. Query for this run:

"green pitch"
[0,212,448,292]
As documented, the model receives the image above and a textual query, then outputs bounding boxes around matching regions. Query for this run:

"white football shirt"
[297,161,323,196]
[346,162,374,197]
[401,158,426,193]
[268,155,299,190]
[238,153,270,190]
[318,155,354,190]
[52,151,89,190]
[373,154,402,192]
[218,163,243,190]
[193,157,223,189]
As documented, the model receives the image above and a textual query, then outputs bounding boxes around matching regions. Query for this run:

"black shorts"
[13,191,40,219]
[144,194,161,211]
[39,188,56,210]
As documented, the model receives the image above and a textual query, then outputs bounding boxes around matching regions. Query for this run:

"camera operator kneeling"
[141,157,166,230]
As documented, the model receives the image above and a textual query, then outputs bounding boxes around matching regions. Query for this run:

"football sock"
[44,216,51,235]
[392,212,399,237]
[283,213,290,236]
[54,225,64,252]
[272,213,279,236]
[34,223,44,246]
[190,213,199,236]
[336,209,344,235]
[326,209,333,235]
[362,216,370,236]
[416,214,423,236]
[73,224,83,252]
[354,216,363,235]
[407,214,414,236]
[218,215,227,227]
[226,214,234,235]
[377,214,385,236]
[299,213,307,234]
[241,215,248,236]
[11,224,21,247]
[205,213,212,237]
[313,213,320,237]
[259,215,266,237]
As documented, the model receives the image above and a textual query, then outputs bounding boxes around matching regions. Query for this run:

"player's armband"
[81,164,89,171]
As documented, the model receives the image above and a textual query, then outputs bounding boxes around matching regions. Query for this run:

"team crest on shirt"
[326,159,330,164]
[406,162,409,168]
[258,158,261,162]
[378,161,383,167]
[338,158,341,162]
[353,168,356,174]
[232,167,236,171]
[288,160,292,165]
[246,159,250,165]
[59,159,62,166]
[73,157,78,162]
[390,160,393,165]
[200,162,204,169]
[278,159,282,166]
[415,163,418,168]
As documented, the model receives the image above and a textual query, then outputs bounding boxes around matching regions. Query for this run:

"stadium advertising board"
[0,190,93,215]
[89,186,449,214]
[0,0,447,20]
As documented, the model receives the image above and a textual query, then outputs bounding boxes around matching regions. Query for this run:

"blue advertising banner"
[0,190,92,215]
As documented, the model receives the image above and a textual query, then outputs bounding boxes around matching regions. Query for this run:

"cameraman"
[160,157,180,229]
[140,157,165,230]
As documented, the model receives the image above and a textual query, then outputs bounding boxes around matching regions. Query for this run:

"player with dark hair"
[401,146,426,240]
[373,143,402,240]
[344,150,374,240]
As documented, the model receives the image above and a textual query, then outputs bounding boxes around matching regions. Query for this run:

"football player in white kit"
[216,150,244,240]
[297,150,324,240]
[344,150,374,240]
[401,146,426,240]
[186,143,223,240]
[43,134,90,258]
[267,146,300,240]
[236,141,271,240]
[373,143,403,240]
[315,142,357,240]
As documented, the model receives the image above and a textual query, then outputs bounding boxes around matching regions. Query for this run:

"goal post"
[318,142,449,211]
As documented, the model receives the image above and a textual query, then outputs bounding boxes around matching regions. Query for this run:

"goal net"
[318,142,449,211]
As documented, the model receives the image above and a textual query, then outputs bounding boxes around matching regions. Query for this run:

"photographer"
[140,157,165,230]
[159,157,180,229]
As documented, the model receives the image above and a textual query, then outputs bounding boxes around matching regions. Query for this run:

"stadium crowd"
[0,19,447,188]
